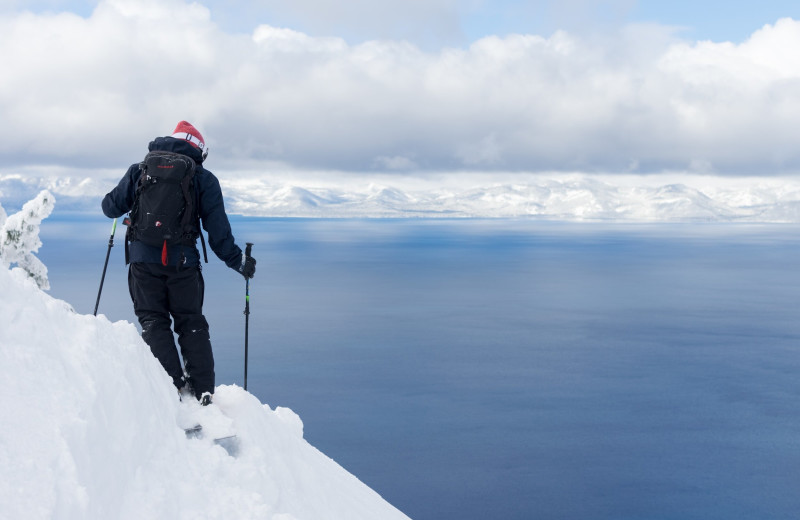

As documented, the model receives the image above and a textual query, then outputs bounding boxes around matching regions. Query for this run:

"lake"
[39,216,800,520]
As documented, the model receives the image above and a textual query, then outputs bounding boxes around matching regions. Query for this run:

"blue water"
[39,216,800,520]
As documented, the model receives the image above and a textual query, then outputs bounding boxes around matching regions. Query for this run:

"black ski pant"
[128,262,214,398]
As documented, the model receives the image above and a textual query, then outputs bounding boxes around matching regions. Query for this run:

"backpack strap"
[192,173,209,263]
[124,163,146,266]
[124,231,130,265]
[179,164,196,240]
[199,229,209,263]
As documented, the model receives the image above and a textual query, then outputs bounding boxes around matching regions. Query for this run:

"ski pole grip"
[245,242,253,258]
[108,218,118,247]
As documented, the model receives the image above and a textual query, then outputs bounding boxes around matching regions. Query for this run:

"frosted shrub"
[0,190,55,289]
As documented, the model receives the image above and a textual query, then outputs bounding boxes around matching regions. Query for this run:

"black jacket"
[102,137,243,269]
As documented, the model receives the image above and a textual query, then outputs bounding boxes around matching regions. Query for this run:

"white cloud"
[0,0,799,179]
[373,155,419,171]
[215,0,465,47]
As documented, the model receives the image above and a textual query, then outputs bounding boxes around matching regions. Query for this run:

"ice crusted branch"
[0,190,55,289]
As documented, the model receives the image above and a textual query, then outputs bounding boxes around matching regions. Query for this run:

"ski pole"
[244,242,253,390]
[93,218,117,316]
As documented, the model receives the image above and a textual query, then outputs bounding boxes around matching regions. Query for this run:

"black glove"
[238,254,256,279]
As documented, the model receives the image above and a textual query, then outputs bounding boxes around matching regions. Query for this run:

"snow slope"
[0,261,409,519]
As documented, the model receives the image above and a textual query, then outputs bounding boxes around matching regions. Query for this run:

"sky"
[7,0,800,45]
[0,0,799,181]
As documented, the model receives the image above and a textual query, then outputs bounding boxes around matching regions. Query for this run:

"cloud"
[230,0,465,47]
[1,0,799,178]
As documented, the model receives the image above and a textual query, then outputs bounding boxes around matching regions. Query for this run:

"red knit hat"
[171,121,205,151]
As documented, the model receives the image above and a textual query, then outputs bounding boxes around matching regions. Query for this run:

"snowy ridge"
[0,261,409,519]
[220,175,800,221]
[5,171,800,221]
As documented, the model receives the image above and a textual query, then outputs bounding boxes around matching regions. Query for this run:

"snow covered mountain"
[0,195,410,520]
[219,175,800,221]
[5,171,800,221]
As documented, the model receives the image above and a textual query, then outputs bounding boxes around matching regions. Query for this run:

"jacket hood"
[148,136,205,165]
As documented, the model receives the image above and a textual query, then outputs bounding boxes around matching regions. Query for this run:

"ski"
[213,434,240,457]
[183,424,240,457]
[184,424,203,439]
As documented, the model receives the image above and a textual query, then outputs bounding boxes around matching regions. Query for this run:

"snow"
[0,194,409,520]
[217,174,800,221]
[0,190,54,289]
[7,171,800,221]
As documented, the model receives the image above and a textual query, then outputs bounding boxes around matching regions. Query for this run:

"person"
[101,121,256,405]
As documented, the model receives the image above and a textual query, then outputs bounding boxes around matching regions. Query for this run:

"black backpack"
[126,151,206,265]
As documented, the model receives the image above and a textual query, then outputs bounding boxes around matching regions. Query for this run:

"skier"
[101,121,256,405]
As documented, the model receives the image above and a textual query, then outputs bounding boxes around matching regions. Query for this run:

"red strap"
[161,240,168,266]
